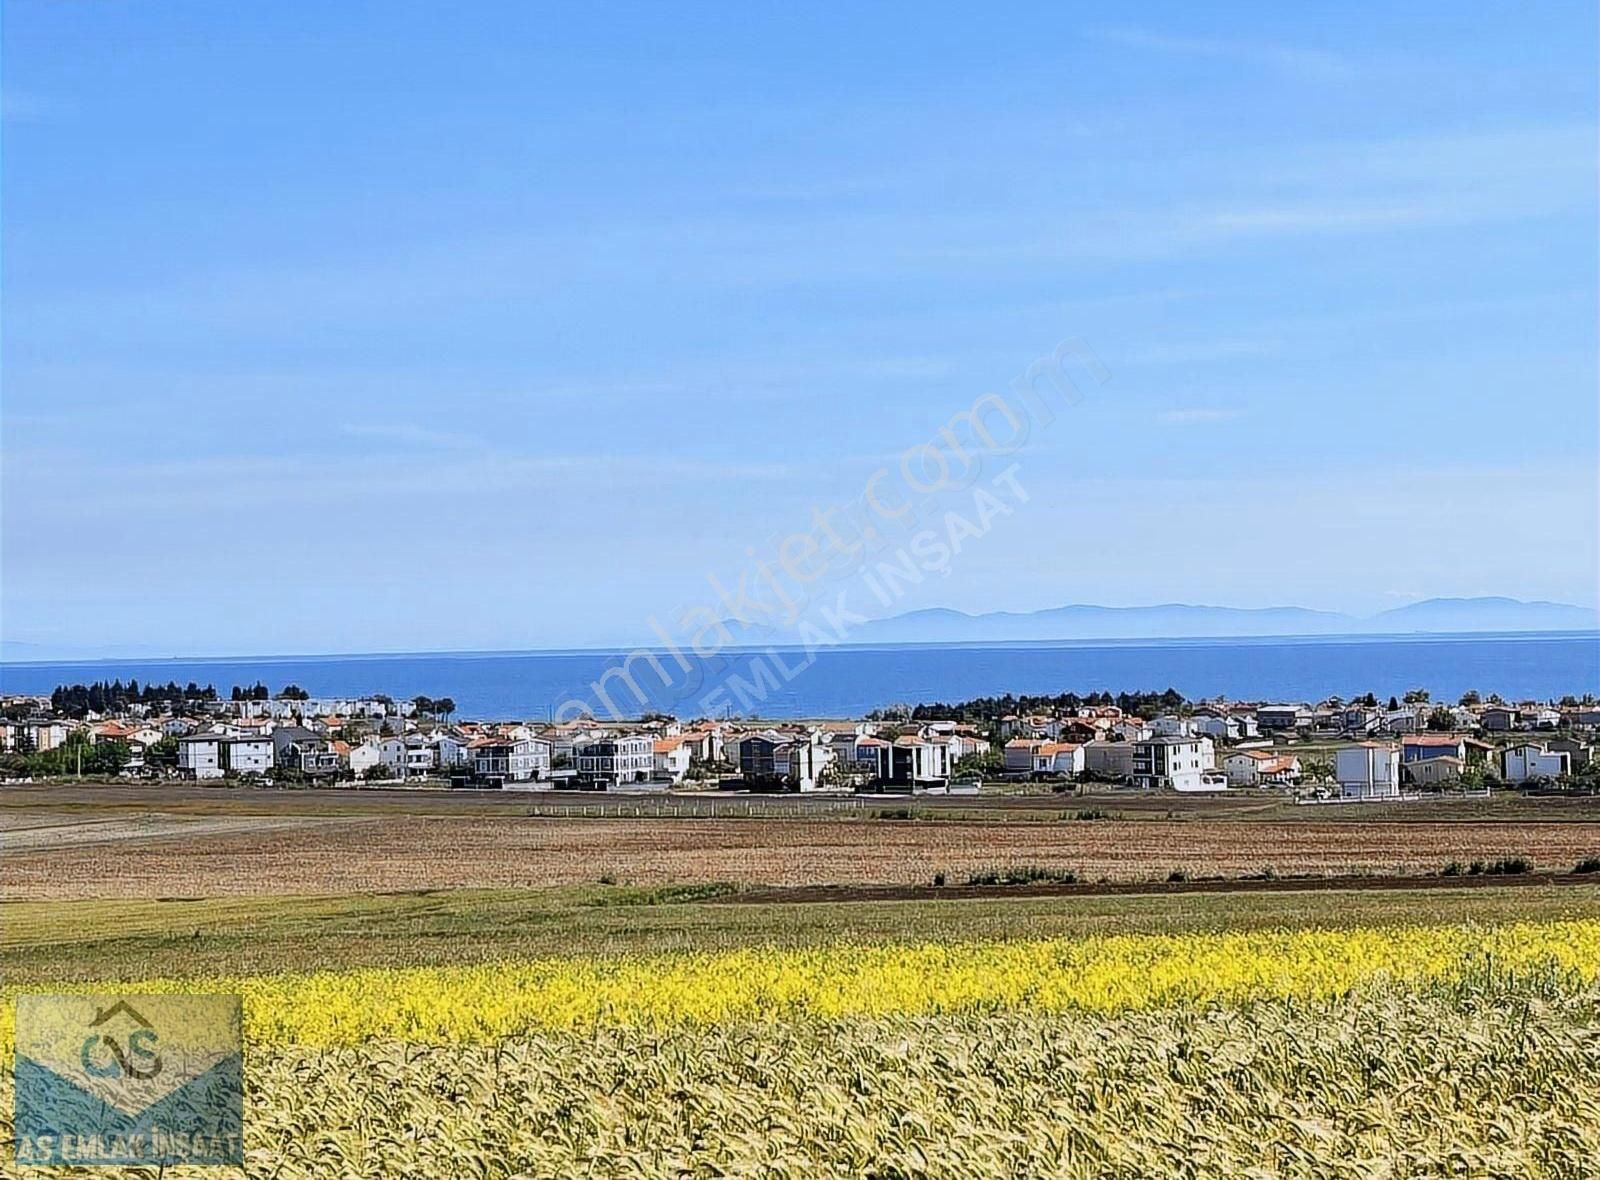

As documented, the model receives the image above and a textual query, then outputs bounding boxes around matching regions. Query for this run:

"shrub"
[1441,861,1465,877]
[966,865,1078,887]
[1574,856,1600,875]
[1166,869,1189,883]
[1471,857,1532,876]
[932,871,946,888]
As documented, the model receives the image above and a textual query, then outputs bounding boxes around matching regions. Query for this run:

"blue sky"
[2,2,1596,657]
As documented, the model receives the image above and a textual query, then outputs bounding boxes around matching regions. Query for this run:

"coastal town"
[2,681,1597,800]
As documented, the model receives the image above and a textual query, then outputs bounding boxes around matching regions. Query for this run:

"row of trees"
[875,689,1190,724]
[45,680,218,719]
[229,683,311,701]
[410,696,457,720]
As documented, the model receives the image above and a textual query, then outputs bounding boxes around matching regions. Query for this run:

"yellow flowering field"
[3,919,1600,1176]
[3,918,1596,1053]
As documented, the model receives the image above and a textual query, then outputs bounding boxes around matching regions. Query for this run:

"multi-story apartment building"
[1131,735,1208,791]
[470,736,552,786]
[577,735,653,788]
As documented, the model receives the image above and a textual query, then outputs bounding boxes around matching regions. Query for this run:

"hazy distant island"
[727,596,1600,649]
[1,597,1596,665]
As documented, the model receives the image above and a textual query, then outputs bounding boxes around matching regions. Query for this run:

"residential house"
[1479,706,1521,732]
[1501,743,1570,783]
[1004,739,1082,777]
[177,733,224,779]
[1404,756,1463,787]
[271,725,321,766]
[738,731,832,791]
[178,732,273,779]
[1003,739,1044,775]
[1381,708,1424,735]
[1192,712,1259,742]
[1131,736,1208,791]
[1341,706,1381,735]
[284,739,342,778]
[1256,704,1310,732]
[577,735,654,788]
[18,720,71,752]
[1400,734,1469,764]
[876,735,954,789]
[471,736,553,786]
[1222,750,1302,787]
[1335,742,1401,800]
[223,734,274,776]
[347,739,384,777]
[1546,737,1594,771]
[1082,739,1136,780]
[653,736,693,785]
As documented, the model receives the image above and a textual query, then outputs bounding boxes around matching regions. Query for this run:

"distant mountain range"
[730,596,1600,647]
[2,598,1595,664]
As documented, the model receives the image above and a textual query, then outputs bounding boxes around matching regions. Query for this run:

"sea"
[2,632,1597,721]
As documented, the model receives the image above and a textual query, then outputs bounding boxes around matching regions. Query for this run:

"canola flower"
[2,918,1596,1055]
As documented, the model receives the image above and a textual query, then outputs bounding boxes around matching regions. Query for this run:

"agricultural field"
[2,919,1598,1176]
[5,786,1600,1175]
[6,784,1600,898]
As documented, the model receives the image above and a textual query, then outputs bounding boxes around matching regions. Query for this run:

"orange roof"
[653,737,687,753]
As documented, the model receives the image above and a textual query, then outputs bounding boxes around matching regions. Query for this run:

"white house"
[653,736,693,784]
[1335,742,1401,800]
[1192,714,1257,742]
[403,735,437,775]
[347,739,384,776]
[224,735,275,776]
[471,736,553,785]
[1222,749,1301,787]
[1150,715,1196,738]
[876,735,953,789]
[1131,736,1208,791]
[1502,743,1570,783]
[378,736,408,772]
[177,734,224,779]
[577,735,655,788]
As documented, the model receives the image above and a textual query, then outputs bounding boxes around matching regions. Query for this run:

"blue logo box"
[13,994,243,1166]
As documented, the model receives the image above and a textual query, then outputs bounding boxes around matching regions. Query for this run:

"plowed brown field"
[6,810,1600,899]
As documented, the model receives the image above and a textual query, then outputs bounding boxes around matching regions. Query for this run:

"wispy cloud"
[1093,26,1351,81]
[1155,408,1244,425]
[340,422,483,451]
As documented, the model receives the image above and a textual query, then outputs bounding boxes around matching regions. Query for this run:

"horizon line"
[3,626,1598,669]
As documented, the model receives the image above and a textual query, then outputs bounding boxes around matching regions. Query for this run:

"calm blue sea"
[2,633,1597,720]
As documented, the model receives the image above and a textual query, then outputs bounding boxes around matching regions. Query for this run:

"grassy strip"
[5,883,1600,984]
